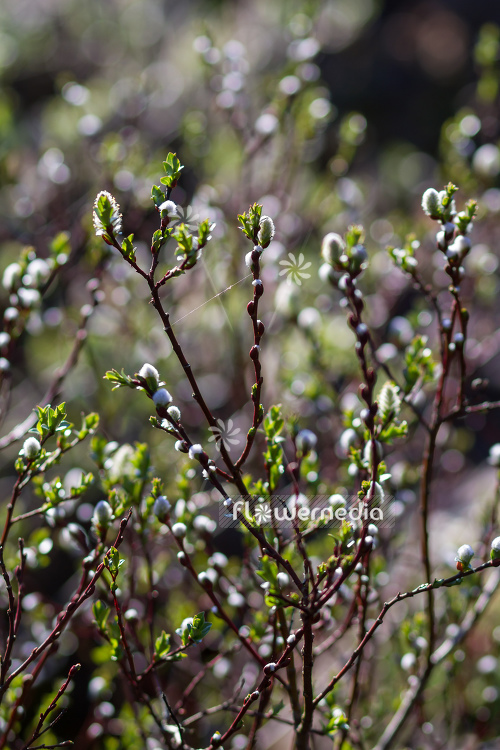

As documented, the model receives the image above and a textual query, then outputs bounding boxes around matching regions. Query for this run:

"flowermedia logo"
[219,494,395,529]
[278,252,312,285]
[208,419,242,452]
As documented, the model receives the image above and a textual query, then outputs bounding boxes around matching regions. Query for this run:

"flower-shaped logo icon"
[279,252,312,285]
[208,419,242,452]
[253,502,272,525]
[171,204,199,233]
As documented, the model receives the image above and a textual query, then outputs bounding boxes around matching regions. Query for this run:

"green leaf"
[78,412,100,440]
[238,203,262,241]
[50,231,71,263]
[93,600,110,631]
[154,631,171,659]
[198,218,215,247]
[105,547,121,576]
[104,369,136,391]
[151,184,164,207]
[378,381,401,423]
[152,228,169,253]
[121,235,136,262]
[176,612,212,645]
[161,152,184,188]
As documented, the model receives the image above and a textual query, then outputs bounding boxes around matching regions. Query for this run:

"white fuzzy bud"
[93,500,113,528]
[363,440,382,467]
[276,572,289,588]
[421,188,441,219]
[339,428,357,457]
[167,405,181,421]
[171,522,187,539]
[22,437,41,460]
[258,215,275,248]
[456,544,474,567]
[321,232,345,266]
[209,552,228,568]
[4,307,19,321]
[153,495,170,521]
[453,235,471,257]
[152,388,172,407]
[138,363,160,391]
[490,444,500,469]
[26,259,50,286]
[378,381,401,422]
[193,515,216,533]
[490,537,500,560]
[159,200,178,219]
[93,190,122,237]
[401,652,416,671]
[2,263,23,291]
[18,288,40,308]
[188,444,203,459]
[295,429,317,455]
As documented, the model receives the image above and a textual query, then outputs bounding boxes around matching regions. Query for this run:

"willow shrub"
[0,153,500,750]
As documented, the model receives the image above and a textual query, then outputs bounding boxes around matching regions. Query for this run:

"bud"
[258,215,275,248]
[193,515,217,533]
[339,428,357,457]
[158,200,178,220]
[276,572,289,588]
[329,494,346,509]
[295,429,317,456]
[490,537,500,561]
[378,381,401,422]
[171,522,187,539]
[349,244,368,276]
[421,188,441,219]
[153,495,171,522]
[26,259,51,286]
[264,662,277,674]
[152,388,172,407]
[209,552,228,568]
[167,405,181,421]
[453,235,471,257]
[188,444,203,459]
[455,544,474,571]
[138,363,160,392]
[321,232,345,266]
[93,500,113,531]
[4,307,19,322]
[2,263,23,291]
[443,222,455,239]
[363,440,383,466]
[93,191,122,237]
[401,652,416,671]
[22,437,41,460]
[198,571,212,587]
[18,288,41,309]
[489,444,500,467]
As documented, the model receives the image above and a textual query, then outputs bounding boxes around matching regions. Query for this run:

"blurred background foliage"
[1,0,500,747]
